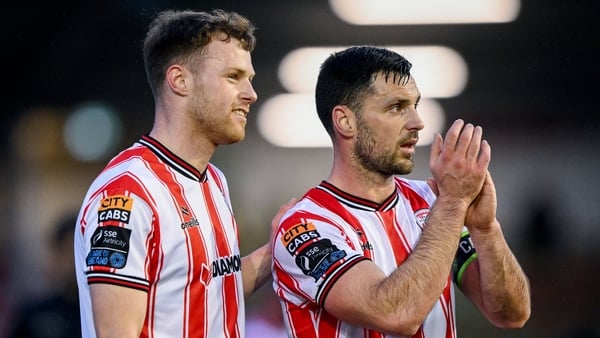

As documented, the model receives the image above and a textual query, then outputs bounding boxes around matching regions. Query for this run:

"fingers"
[273,198,296,220]
[282,197,298,209]
[428,132,443,169]
[477,139,491,169]
[429,119,492,202]
[482,169,496,194]
[270,198,298,243]
[464,125,481,160]
[441,119,465,154]
[451,121,477,159]
[440,119,488,162]
[271,198,297,228]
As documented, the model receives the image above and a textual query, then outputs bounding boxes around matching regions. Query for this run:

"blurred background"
[1,0,598,337]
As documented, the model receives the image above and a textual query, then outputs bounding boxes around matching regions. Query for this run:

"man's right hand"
[428,119,490,209]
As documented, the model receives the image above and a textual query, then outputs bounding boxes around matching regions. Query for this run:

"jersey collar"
[318,181,398,212]
[139,134,207,182]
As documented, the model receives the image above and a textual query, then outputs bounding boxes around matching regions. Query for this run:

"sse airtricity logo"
[86,226,131,269]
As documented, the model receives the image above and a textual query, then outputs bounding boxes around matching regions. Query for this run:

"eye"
[390,103,406,114]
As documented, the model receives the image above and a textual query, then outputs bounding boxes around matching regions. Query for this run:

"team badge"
[414,208,430,228]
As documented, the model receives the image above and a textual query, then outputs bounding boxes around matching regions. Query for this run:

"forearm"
[372,197,468,331]
[469,220,531,327]
[241,243,272,297]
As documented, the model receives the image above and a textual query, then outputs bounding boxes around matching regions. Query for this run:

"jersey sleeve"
[79,175,158,292]
[272,207,369,308]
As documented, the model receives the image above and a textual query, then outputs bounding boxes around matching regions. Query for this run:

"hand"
[242,197,298,296]
[269,198,297,247]
[429,119,491,206]
[426,178,438,196]
[465,171,498,232]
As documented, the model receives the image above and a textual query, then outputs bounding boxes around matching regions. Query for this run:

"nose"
[241,80,258,104]
[407,108,425,131]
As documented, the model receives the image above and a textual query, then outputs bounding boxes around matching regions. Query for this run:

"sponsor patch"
[180,217,199,229]
[281,222,320,255]
[295,239,347,281]
[98,195,133,224]
[86,226,131,269]
[212,254,242,277]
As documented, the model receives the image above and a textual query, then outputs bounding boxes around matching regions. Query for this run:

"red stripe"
[299,188,387,337]
[186,223,209,338]
[273,259,312,302]
[84,151,165,337]
[378,210,410,264]
[397,179,457,337]
[207,164,242,337]
[440,276,455,338]
[411,326,425,338]
[143,151,209,338]
[396,179,430,211]
[87,277,149,291]
[366,329,385,338]
[317,310,342,337]
[305,188,371,258]
[279,289,318,338]
[201,170,240,338]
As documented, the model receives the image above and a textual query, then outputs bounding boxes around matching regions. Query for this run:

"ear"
[165,64,189,96]
[332,105,356,138]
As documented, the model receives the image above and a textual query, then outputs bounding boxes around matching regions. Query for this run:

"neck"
[327,157,396,204]
[148,125,215,173]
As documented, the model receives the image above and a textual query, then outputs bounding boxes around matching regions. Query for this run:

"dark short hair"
[315,46,412,138]
[143,9,256,97]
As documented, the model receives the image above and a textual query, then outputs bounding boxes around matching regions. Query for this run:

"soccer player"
[74,9,292,338]
[272,46,531,337]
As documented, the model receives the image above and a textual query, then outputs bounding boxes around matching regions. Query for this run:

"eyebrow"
[227,66,256,79]
[380,96,419,112]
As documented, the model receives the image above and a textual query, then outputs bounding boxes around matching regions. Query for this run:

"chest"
[155,179,239,270]
[346,200,428,273]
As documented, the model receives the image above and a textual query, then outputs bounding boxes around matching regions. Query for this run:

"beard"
[191,93,246,145]
[354,121,415,176]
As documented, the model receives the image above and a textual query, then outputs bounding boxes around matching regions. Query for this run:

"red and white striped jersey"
[75,135,245,338]
[273,179,470,338]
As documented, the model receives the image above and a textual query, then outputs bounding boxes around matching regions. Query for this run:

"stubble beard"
[191,94,245,145]
[355,122,415,177]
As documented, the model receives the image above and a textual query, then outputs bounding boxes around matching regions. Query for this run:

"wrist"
[434,195,471,215]
[468,219,501,237]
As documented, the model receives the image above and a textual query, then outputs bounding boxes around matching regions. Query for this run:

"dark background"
[3,0,598,145]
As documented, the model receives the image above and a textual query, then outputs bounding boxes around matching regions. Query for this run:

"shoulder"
[206,163,227,180]
[395,177,436,202]
[206,163,230,195]
[82,146,166,209]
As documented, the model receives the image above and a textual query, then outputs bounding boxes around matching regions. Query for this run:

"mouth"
[400,138,418,153]
[233,108,248,120]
